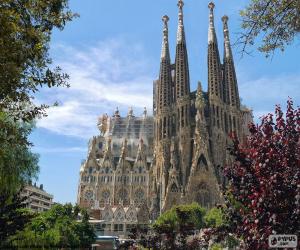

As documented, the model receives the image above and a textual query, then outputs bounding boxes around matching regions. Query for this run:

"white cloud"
[36,39,154,139]
[36,39,300,138]
[239,74,300,123]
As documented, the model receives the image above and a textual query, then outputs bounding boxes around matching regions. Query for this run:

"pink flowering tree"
[224,99,300,249]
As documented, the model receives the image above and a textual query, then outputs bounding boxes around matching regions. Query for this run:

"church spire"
[208,2,216,44]
[174,0,191,190]
[175,0,190,107]
[207,2,223,101]
[222,15,240,108]
[177,0,185,44]
[156,15,173,140]
[161,15,170,61]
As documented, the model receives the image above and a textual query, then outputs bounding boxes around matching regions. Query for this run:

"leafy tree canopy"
[153,203,206,233]
[0,190,34,246]
[0,112,39,194]
[0,0,77,122]
[204,207,226,228]
[239,0,300,56]
[9,203,95,248]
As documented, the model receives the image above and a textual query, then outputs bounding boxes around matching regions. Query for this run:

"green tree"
[0,113,39,194]
[9,203,95,248]
[152,203,206,250]
[0,0,77,122]
[0,0,76,194]
[0,1,76,243]
[204,207,225,228]
[0,190,34,247]
[239,0,300,56]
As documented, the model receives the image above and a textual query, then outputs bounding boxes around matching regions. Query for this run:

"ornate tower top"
[143,107,147,118]
[222,15,240,108]
[222,15,231,58]
[208,1,215,10]
[207,1,222,101]
[127,107,134,117]
[196,81,205,110]
[177,0,185,43]
[161,15,170,60]
[113,107,120,118]
[208,2,216,43]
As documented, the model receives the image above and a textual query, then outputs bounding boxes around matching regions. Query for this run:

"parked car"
[92,235,120,250]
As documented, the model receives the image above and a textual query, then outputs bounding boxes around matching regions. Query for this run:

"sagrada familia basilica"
[77,1,252,236]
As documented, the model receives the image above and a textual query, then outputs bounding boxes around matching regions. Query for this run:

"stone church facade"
[77,1,252,233]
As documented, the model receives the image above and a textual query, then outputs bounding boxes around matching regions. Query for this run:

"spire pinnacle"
[208,2,216,43]
[177,0,185,43]
[136,138,145,162]
[113,107,120,117]
[120,138,127,158]
[161,15,170,59]
[197,81,203,94]
[127,106,134,117]
[222,15,231,58]
[143,107,147,118]
[178,0,184,23]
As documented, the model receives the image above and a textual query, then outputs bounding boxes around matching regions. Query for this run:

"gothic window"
[127,211,135,221]
[170,183,178,192]
[115,211,124,221]
[117,188,129,205]
[104,211,111,220]
[197,154,208,171]
[134,188,145,206]
[89,167,93,174]
[195,181,210,207]
[105,167,109,174]
[84,190,93,201]
[102,190,110,200]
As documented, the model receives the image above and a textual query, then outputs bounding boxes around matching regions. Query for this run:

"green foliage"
[9,203,95,248]
[0,112,39,195]
[0,190,34,246]
[0,0,76,196]
[204,207,225,228]
[153,203,206,234]
[211,243,222,250]
[0,0,77,122]
[239,0,300,56]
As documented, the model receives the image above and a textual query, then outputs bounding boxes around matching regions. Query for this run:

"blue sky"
[30,0,300,204]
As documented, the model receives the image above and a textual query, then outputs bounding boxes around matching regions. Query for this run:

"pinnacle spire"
[127,106,134,117]
[103,137,113,167]
[197,81,203,93]
[177,0,185,43]
[207,2,223,101]
[222,15,232,58]
[161,15,170,60]
[222,16,240,108]
[136,138,146,162]
[208,2,216,43]
[120,138,127,159]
